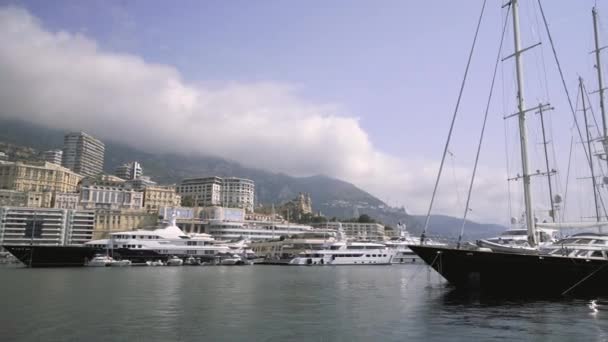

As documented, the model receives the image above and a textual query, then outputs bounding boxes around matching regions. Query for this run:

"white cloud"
[0,6,510,224]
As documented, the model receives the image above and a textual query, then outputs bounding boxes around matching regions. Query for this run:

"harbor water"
[1,264,607,341]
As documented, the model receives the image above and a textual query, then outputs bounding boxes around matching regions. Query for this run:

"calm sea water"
[1,264,607,341]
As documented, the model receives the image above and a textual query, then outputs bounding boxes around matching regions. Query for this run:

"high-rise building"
[177,176,255,211]
[62,132,105,177]
[42,149,63,165]
[114,161,143,180]
[221,177,255,212]
[177,177,223,207]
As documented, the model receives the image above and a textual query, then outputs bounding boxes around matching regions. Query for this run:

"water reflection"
[1,265,608,341]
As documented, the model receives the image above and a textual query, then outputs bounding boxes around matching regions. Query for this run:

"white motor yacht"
[288,224,394,265]
[85,214,231,264]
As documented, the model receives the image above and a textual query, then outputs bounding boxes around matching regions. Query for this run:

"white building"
[42,149,63,165]
[221,177,255,212]
[79,185,143,210]
[0,207,95,246]
[177,176,255,211]
[177,176,223,207]
[53,192,80,210]
[114,161,143,180]
[316,221,386,240]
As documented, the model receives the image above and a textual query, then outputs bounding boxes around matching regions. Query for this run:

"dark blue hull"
[408,245,608,297]
[2,245,164,267]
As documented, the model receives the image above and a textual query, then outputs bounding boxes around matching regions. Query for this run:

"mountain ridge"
[0,118,506,239]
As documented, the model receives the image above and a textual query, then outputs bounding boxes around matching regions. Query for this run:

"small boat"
[219,254,244,265]
[184,256,201,265]
[87,255,114,267]
[110,259,132,267]
[146,260,165,266]
[166,256,183,266]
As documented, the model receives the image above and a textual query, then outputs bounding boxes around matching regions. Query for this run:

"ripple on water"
[1,265,608,341]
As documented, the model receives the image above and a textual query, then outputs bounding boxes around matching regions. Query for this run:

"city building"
[93,208,158,239]
[314,221,386,240]
[114,161,142,180]
[143,186,180,212]
[125,176,157,190]
[0,152,7,161]
[177,176,222,207]
[0,189,53,208]
[52,192,80,210]
[79,184,143,210]
[280,192,313,220]
[62,131,105,177]
[177,176,255,211]
[0,161,82,193]
[0,207,95,246]
[221,177,255,212]
[42,149,63,165]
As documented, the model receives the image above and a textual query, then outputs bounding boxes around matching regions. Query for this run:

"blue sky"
[2,0,607,223]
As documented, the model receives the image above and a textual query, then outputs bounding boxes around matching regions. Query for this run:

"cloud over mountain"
[0,6,509,224]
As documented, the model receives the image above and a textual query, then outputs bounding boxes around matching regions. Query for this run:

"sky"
[0,0,607,225]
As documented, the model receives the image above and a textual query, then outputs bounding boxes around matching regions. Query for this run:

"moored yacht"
[287,224,394,265]
[289,240,394,265]
[85,216,232,264]
[476,226,558,254]
[384,223,445,263]
[250,228,337,261]
[409,0,608,297]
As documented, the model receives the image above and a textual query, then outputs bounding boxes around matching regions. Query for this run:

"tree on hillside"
[357,214,375,223]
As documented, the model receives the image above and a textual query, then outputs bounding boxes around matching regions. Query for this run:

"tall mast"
[581,77,602,222]
[537,104,555,222]
[593,7,608,164]
[511,0,537,246]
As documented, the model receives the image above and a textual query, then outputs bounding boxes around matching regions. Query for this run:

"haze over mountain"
[0,6,514,225]
[0,118,505,239]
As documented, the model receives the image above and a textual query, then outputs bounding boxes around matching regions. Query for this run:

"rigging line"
[501,11,513,222]
[421,0,487,243]
[561,262,608,296]
[582,82,608,221]
[537,0,593,170]
[562,135,574,223]
[457,3,511,248]
[449,152,464,212]
[531,0,551,102]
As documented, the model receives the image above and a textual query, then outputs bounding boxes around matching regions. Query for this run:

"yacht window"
[365,254,370,257]
[591,251,604,258]
[575,250,589,257]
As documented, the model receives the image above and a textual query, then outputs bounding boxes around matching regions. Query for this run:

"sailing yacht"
[409,0,608,296]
